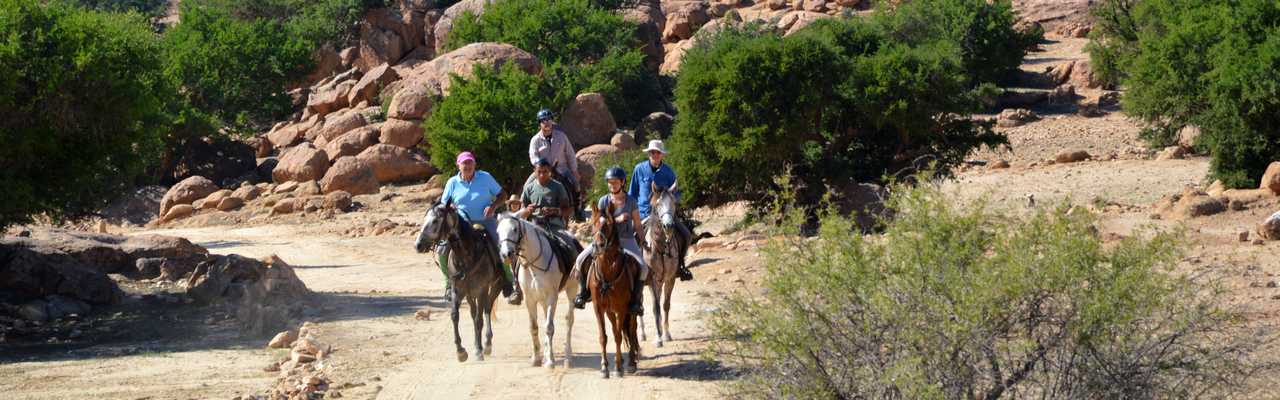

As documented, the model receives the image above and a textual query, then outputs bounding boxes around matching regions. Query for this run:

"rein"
[593,225,630,294]
[503,217,550,273]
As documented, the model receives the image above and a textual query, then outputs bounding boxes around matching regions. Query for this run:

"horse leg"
[526,291,541,367]
[626,313,640,374]
[483,294,494,356]
[663,276,675,342]
[563,285,575,369]
[468,297,484,361]
[543,292,557,368]
[611,311,624,378]
[452,297,467,362]
[595,302,609,379]
[650,275,663,347]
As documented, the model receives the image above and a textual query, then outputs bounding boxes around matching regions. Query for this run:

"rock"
[167,137,258,186]
[1069,59,1103,89]
[1054,150,1091,163]
[997,108,1040,128]
[1206,180,1226,197]
[560,93,617,148]
[296,180,322,196]
[216,196,245,212]
[300,43,342,88]
[1155,146,1186,161]
[1168,189,1226,219]
[231,185,263,202]
[611,132,637,150]
[1048,62,1074,85]
[777,10,829,36]
[246,136,272,159]
[636,112,674,142]
[159,176,218,218]
[199,190,233,211]
[321,157,381,196]
[347,64,400,106]
[663,2,710,42]
[433,0,498,54]
[162,204,196,222]
[1047,84,1076,104]
[356,144,436,183]
[1239,230,1251,242]
[659,38,695,76]
[1260,162,1280,195]
[1178,125,1201,150]
[621,0,666,71]
[323,191,354,211]
[268,118,319,149]
[273,144,330,183]
[325,125,381,161]
[988,160,1011,170]
[576,144,622,169]
[272,198,299,215]
[185,254,310,335]
[380,118,425,148]
[269,330,299,349]
[802,0,827,12]
[311,111,369,144]
[1258,211,1280,240]
[356,25,406,74]
[0,235,132,305]
[387,85,435,120]
[306,80,355,118]
[408,42,542,96]
[275,181,300,194]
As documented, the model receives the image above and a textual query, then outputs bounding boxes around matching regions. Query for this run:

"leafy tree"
[445,0,663,125]
[874,0,1040,86]
[710,182,1266,398]
[669,19,1005,208]
[1089,0,1280,188]
[0,0,169,229]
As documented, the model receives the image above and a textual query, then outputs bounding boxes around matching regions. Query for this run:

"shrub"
[582,149,648,203]
[424,64,549,191]
[669,19,1005,208]
[445,0,663,125]
[874,0,1040,86]
[0,0,169,229]
[1089,0,1280,188]
[709,182,1267,398]
[163,1,313,134]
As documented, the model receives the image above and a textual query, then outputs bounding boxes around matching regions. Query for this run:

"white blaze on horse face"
[497,217,518,260]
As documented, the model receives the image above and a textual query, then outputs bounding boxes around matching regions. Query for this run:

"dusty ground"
[5,35,1280,399]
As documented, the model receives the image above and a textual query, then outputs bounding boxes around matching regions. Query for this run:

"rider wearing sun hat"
[438,151,518,303]
[571,166,648,315]
[630,140,693,281]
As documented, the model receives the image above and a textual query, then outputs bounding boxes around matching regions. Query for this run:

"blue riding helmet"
[536,109,554,122]
[604,166,626,181]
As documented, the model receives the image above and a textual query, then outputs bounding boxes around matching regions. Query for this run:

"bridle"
[500,215,553,273]
[592,208,629,294]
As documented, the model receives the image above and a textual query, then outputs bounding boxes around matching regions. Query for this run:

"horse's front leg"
[595,301,609,379]
[526,289,541,367]
[544,293,558,368]
[452,296,467,362]
[468,297,484,361]
[611,311,625,378]
[650,273,663,347]
[663,276,675,342]
[483,294,494,356]
[563,284,576,369]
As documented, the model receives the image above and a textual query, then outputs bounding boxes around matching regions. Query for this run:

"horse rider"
[510,157,580,304]
[437,151,519,304]
[571,167,648,315]
[527,108,583,221]
[630,140,694,281]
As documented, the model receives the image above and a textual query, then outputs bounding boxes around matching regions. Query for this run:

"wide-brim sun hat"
[643,140,666,154]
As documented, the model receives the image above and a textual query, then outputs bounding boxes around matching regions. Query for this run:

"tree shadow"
[641,358,738,381]
[688,258,722,269]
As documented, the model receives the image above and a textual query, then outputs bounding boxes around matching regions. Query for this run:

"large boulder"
[323,190,354,212]
[662,1,710,42]
[1259,162,1280,195]
[300,43,342,88]
[325,125,382,161]
[356,144,436,183]
[309,111,369,144]
[777,10,830,36]
[231,185,263,202]
[426,43,543,96]
[320,157,381,195]
[660,38,695,76]
[348,63,400,106]
[0,243,123,306]
[576,144,623,169]
[305,80,355,118]
[560,93,618,148]
[162,204,195,222]
[1068,59,1104,89]
[267,117,319,149]
[432,0,498,54]
[1259,211,1280,240]
[160,176,218,218]
[355,23,407,73]
[198,189,234,211]
[185,254,311,335]
[273,144,330,183]
[380,118,426,148]
[168,137,258,186]
[621,0,666,71]
[387,84,436,120]
[636,112,674,143]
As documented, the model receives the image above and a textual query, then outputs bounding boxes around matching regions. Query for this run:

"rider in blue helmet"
[571,166,648,315]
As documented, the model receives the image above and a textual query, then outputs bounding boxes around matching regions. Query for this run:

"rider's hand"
[524,204,536,215]
[483,205,493,218]
[614,214,626,223]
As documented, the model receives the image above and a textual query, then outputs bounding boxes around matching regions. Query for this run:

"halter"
[500,215,553,273]
[592,210,631,294]
[431,203,479,279]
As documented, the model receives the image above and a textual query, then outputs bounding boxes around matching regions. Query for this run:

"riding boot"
[676,241,694,281]
[629,271,644,316]
[572,259,592,309]
[505,263,523,305]
[438,247,454,298]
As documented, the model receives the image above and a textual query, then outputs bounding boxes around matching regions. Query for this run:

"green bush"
[0,0,169,229]
[163,1,313,134]
[424,65,549,191]
[582,149,648,203]
[669,19,1005,208]
[74,0,169,17]
[1089,0,1280,188]
[709,182,1265,398]
[445,0,663,125]
[874,0,1040,86]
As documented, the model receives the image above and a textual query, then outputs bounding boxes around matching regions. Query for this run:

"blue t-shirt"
[441,171,503,222]
[629,161,677,219]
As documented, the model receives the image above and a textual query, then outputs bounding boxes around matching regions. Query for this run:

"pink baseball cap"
[455,151,476,165]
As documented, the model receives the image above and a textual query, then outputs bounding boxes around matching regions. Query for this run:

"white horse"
[641,181,680,347]
[496,213,580,368]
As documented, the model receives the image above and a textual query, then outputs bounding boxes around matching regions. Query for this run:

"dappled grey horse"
[415,199,503,362]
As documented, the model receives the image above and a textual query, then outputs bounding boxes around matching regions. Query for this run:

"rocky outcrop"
[160,176,218,218]
[273,144,330,183]
[320,157,381,195]
[380,118,426,148]
[560,93,617,148]
[324,125,381,161]
[356,144,435,183]
[348,63,400,106]
[432,0,498,55]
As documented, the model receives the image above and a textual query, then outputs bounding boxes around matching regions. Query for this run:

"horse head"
[496,212,523,265]
[650,181,679,231]
[415,198,457,253]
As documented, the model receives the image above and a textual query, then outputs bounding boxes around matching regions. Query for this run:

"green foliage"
[710,183,1265,398]
[445,0,663,125]
[669,18,1006,207]
[1090,0,1280,188]
[196,0,386,46]
[583,149,648,203]
[424,65,549,191]
[0,0,169,229]
[163,1,313,134]
[72,0,169,17]
[874,0,1040,86]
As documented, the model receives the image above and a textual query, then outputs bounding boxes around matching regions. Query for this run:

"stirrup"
[572,292,590,309]
[507,287,523,305]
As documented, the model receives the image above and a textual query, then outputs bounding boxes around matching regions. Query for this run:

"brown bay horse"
[589,201,641,378]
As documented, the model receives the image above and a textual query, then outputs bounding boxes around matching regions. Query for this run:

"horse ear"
[650,181,657,194]
[669,180,678,193]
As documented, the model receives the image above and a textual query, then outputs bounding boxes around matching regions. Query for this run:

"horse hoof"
[532,357,542,367]
[457,351,469,363]
[476,353,485,362]
[655,339,664,348]
[543,359,556,369]
[484,347,493,356]
[627,365,638,374]
[664,334,673,342]
[563,359,572,369]
[601,369,609,379]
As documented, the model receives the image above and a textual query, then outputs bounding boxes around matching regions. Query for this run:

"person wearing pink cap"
[436,151,519,304]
